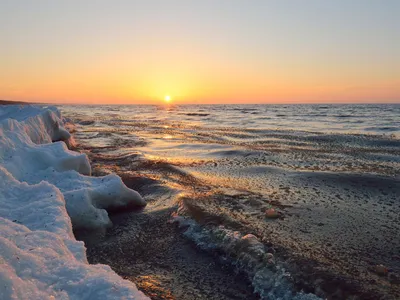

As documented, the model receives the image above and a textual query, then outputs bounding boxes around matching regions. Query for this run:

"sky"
[0,0,399,104]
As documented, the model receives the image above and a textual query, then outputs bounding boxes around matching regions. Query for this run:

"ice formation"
[172,213,321,300]
[0,105,148,299]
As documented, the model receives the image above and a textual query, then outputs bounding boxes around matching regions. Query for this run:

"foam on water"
[172,213,321,300]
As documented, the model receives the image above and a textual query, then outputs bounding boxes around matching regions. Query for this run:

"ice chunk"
[30,169,146,229]
[0,105,146,230]
[0,166,73,238]
[0,105,149,299]
[0,105,71,144]
[0,218,148,300]
[0,128,91,178]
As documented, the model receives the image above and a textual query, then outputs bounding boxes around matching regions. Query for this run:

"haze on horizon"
[1,0,399,105]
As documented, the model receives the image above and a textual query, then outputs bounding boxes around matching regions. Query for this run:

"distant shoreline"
[0,100,399,106]
[0,100,30,105]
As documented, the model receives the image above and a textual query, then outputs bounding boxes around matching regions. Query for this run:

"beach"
[0,105,149,299]
[64,104,399,299]
[2,1,399,299]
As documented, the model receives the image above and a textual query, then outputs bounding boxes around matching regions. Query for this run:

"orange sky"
[1,1,399,104]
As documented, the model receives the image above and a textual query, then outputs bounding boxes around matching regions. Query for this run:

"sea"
[61,104,400,299]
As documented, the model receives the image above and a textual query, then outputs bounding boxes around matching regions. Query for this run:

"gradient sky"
[1,0,399,104]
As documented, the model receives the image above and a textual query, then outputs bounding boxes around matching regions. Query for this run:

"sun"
[164,95,171,102]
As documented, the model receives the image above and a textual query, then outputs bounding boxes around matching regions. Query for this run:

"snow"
[27,170,145,229]
[0,218,148,300]
[0,105,148,299]
[0,105,146,230]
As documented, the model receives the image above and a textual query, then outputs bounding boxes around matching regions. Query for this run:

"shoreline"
[73,140,354,299]
[0,100,38,105]
[1,103,398,299]
[0,105,149,299]
[78,152,398,299]
[66,103,400,300]
[76,195,258,300]
[74,156,260,299]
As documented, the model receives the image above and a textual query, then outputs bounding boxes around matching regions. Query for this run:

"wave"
[364,126,399,132]
[172,210,320,300]
[180,113,210,117]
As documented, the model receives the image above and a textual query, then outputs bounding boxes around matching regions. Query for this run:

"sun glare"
[164,95,171,102]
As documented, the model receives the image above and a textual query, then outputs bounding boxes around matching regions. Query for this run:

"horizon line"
[2,99,400,106]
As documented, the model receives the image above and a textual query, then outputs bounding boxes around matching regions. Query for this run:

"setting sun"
[1,2,399,299]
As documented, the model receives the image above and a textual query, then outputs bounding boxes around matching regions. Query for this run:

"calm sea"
[63,103,400,136]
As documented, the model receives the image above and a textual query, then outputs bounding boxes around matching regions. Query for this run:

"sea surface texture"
[62,104,400,299]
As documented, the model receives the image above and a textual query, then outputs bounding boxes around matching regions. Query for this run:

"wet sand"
[186,170,400,299]
[75,146,400,299]
[75,171,258,300]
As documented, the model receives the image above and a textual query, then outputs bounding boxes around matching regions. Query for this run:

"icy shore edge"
[0,105,148,299]
[173,203,321,300]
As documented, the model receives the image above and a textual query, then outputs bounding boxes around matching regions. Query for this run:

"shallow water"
[62,104,400,299]
[63,103,400,134]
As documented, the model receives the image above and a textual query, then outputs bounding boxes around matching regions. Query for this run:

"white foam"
[0,105,148,299]
[172,215,320,300]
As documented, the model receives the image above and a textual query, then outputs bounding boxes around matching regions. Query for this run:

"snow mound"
[0,105,148,299]
[0,105,146,230]
[0,105,70,144]
[0,123,91,178]
[0,166,72,237]
[0,217,148,300]
[28,169,146,229]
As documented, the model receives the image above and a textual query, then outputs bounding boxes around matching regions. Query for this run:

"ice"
[0,166,72,237]
[27,169,146,229]
[0,218,148,300]
[0,105,146,230]
[172,215,320,300]
[0,105,70,144]
[0,127,91,178]
[0,105,148,299]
